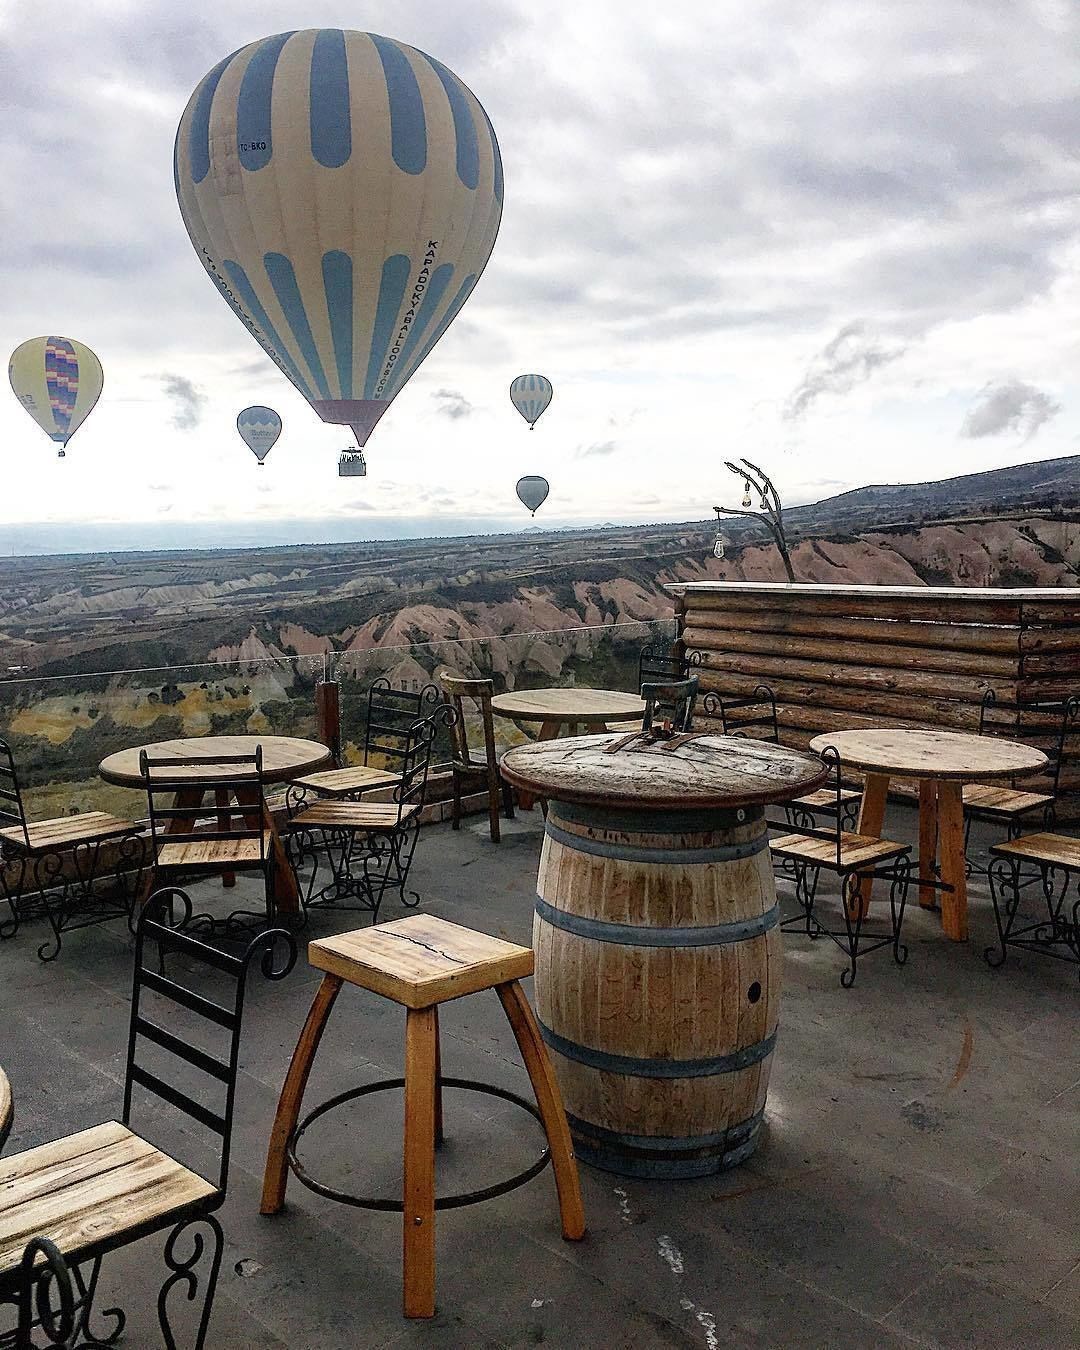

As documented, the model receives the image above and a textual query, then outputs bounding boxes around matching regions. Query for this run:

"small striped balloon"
[510,373,553,428]
[8,336,103,458]
[174,30,503,450]
[236,405,282,464]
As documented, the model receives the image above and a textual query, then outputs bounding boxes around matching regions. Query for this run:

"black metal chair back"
[637,639,700,691]
[139,749,269,866]
[0,739,30,850]
[123,888,296,1195]
[978,690,1080,796]
[641,675,699,733]
[363,678,440,775]
[703,685,780,742]
[392,716,439,823]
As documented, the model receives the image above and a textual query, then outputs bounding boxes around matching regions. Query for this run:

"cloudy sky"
[1,0,1078,551]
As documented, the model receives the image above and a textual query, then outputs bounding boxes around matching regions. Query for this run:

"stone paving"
[1,805,1077,1348]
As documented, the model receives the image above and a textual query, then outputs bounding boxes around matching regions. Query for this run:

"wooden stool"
[261,915,586,1318]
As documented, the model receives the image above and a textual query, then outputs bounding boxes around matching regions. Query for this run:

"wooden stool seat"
[291,764,400,798]
[309,916,535,1008]
[261,916,585,1319]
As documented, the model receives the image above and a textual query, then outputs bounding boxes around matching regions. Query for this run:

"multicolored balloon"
[8,336,103,458]
[236,405,281,464]
[516,475,549,516]
[174,29,503,449]
[510,374,552,429]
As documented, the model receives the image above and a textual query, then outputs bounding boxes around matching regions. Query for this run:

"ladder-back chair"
[437,672,514,842]
[640,676,699,733]
[0,738,143,961]
[0,890,295,1349]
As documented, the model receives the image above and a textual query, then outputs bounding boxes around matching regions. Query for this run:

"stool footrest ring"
[286,1076,552,1211]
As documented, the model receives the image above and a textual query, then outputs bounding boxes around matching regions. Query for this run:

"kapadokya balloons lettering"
[175,29,503,449]
[236,405,281,464]
[510,374,552,429]
[8,336,103,458]
[516,475,549,516]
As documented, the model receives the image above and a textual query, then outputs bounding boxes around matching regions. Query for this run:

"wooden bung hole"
[747,981,762,1004]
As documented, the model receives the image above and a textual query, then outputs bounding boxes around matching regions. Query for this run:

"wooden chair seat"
[791,787,861,812]
[963,784,1054,816]
[155,834,271,869]
[291,765,401,798]
[770,831,908,872]
[309,915,535,1009]
[0,1120,215,1278]
[990,832,1080,870]
[289,801,418,833]
[0,812,138,855]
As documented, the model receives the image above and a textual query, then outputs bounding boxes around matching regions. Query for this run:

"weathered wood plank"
[693,650,1001,702]
[683,609,1022,654]
[682,627,1017,677]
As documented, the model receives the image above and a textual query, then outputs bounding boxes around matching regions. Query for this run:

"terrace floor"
[2,804,1078,1349]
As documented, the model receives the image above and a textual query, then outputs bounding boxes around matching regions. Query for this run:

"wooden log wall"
[669,583,1080,790]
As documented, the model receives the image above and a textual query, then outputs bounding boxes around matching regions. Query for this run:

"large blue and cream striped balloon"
[174,30,503,449]
[510,373,553,428]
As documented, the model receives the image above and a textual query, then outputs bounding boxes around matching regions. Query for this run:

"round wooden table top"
[808,728,1048,782]
[0,1065,11,1149]
[99,735,332,787]
[501,731,828,809]
[491,687,647,726]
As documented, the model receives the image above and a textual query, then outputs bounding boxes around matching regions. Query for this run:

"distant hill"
[782,454,1078,535]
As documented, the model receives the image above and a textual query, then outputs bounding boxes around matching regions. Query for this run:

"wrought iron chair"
[964,692,1079,859]
[437,672,515,842]
[140,747,275,934]
[769,746,912,987]
[287,715,438,921]
[640,676,699,733]
[0,739,143,961]
[986,832,1080,978]
[289,678,440,802]
[0,890,296,1349]
[700,687,861,828]
[637,637,700,688]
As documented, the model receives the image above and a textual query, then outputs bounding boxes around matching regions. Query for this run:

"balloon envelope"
[175,29,503,448]
[510,374,552,428]
[9,336,103,457]
[516,475,549,515]
[237,405,281,463]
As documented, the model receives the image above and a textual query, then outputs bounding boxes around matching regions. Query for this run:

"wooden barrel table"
[501,731,827,1179]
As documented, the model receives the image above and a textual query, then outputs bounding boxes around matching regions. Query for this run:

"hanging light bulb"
[712,531,727,560]
[741,481,753,509]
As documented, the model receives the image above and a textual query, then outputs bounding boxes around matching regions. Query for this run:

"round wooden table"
[809,728,1048,942]
[100,735,332,915]
[502,731,827,1178]
[491,688,647,741]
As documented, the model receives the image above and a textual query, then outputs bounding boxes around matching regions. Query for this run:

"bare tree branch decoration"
[713,458,796,582]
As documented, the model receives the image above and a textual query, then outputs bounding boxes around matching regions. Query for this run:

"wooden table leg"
[433,1005,444,1149]
[918,779,940,908]
[403,1006,437,1319]
[936,780,968,941]
[235,786,301,916]
[137,787,204,907]
[496,980,586,1242]
[261,974,343,1214]
[852,773,890,913]
[215,788,236,888]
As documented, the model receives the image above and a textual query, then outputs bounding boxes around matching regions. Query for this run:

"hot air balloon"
[516,475,549,516]
[174,30,503,450]
[510,374,552,429]
[236,405,281,465]
[8,337,103,458]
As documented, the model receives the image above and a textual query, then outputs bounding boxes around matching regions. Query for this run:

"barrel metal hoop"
[536,1021,777,1078]
[553,800,758,833]
[543,818,768,866]
[565,1107,764,1154]
[534,895,779,947]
